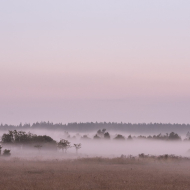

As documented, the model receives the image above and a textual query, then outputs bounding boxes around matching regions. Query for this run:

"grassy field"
[0,157,190,190]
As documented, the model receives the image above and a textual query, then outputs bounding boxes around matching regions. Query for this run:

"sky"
[0,0,190,124]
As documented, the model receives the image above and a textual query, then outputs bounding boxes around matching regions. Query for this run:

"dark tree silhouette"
[1,131,14,143]
[104,132,110,139]
[114,134,125,140]
[1,130,56,144]
[1,122,190,135]
[0,144,2,155]
[168,132,181,140]
[94,134,101,139]
[97,129,106,138]
[81,135,90,140]
[3,149,11,156]
[57,139,71,153]
[127,135,132,140]
[74,143,81,154]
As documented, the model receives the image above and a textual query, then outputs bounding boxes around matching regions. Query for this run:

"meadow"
[1,156,190,190]
[1,129,190,190]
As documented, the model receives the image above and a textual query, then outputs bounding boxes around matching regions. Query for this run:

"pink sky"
[0,1,190,124]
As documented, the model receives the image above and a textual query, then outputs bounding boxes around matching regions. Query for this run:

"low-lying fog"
[1,129,190,158]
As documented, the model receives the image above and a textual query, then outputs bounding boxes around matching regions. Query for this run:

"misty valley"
[1,123,190,190]
[1,122,190,158]
[0,122,190,190]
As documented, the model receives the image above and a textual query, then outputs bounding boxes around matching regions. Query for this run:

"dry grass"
[0,157,190,190]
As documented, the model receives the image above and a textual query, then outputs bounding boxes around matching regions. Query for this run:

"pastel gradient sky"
[0,1,190,124]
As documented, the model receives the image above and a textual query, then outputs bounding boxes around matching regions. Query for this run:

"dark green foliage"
[0,145,2,155]
[104,132,110,139]
[32,135,55,143]
[1,131,14,143]
[97,129,102,135]
[95,129,108,139]
[1,130,56,144]
[97,129,105,137]
[127,135,132,140]
[139,153,145,158]
[57,139,71,153]
[168,132,181,140]
[184,132,190,141]
[138,154,182,161]
[137,135,147,139]
[81,135,90,140]
[102,129,106,133]
[94,134,101,139]
[147,135,153,139]
[133,132,181,141]
[114,134,125,140]
[1,122,190,136]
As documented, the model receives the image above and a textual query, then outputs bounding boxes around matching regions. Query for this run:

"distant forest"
[1,122,190,134]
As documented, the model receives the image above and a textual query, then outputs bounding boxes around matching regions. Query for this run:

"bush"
[104,132,110,139]
[94,134,101,139]
[168,132,181,140]
[1,130,56,144]
[3,149,11,156]
[114,134,125,140]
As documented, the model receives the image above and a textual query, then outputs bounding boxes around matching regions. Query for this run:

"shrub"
[1,130,56,144]
[114,134,125,140]
[94,134,101,139]
[3,149,11,156]
[104,132,110,139]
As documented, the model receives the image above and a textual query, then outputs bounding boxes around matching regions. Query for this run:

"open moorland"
[1,157,190,190]
[1,128,190,189]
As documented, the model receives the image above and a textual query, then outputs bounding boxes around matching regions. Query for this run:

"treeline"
[89,129,188,141]
[2,129,190,143]
[1,122,190,134]
[1,130,56,144]
[0,130,81,156]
